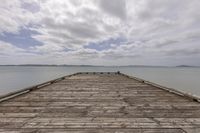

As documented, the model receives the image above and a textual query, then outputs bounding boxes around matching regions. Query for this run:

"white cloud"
[0,0,200,65]
[0,0,37,34]
[0,40,24,55]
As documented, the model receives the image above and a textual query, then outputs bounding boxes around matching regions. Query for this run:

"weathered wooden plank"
[0,72,199,131]
[0,128,185,133]
[1,101,199,107]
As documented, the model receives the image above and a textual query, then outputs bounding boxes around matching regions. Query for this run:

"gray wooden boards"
[0,72,199,133]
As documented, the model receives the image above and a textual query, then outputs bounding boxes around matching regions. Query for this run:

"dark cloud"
[165,49,200,56]
[154,40,178,48]
[21,1,40,13]
[98,0,127,20]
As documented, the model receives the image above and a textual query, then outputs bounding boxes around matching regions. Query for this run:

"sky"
[0,0,200,66]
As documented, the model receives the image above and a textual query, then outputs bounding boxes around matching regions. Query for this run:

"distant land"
[0,64,97,67]
[0,64,199,67]
[175,65,199,67]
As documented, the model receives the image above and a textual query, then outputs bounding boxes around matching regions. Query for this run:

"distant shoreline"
[0,65,199,67]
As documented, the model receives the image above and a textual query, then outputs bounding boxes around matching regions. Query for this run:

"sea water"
[0,66,200,97]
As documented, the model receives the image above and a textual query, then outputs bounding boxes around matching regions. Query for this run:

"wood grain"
[0,72,199,133]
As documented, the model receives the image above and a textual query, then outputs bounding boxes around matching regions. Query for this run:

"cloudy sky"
[0,0,200,66]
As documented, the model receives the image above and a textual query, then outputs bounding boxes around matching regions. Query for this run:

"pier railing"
[0,73,79,103]
[119,72,200,103]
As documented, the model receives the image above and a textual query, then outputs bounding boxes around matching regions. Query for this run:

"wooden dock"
[0,72,200,133]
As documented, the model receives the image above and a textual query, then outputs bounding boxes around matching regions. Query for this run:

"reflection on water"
[0,66,200,97]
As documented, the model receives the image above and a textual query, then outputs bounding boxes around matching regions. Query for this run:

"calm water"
[0,66,200,97]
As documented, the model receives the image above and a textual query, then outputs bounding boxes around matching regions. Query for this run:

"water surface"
[0,66,200,97]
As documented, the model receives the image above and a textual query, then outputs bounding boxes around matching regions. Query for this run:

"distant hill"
[0,64,101,67]
[118,65,168,67]
[176,65,199,67]
[0,64,199,67]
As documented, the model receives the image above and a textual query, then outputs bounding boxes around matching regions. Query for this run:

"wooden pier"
[0,72,200,133]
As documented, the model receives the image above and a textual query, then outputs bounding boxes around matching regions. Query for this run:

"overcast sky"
[0,0,200,66]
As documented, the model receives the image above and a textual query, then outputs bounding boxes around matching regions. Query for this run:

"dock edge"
[0,71,199,104]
